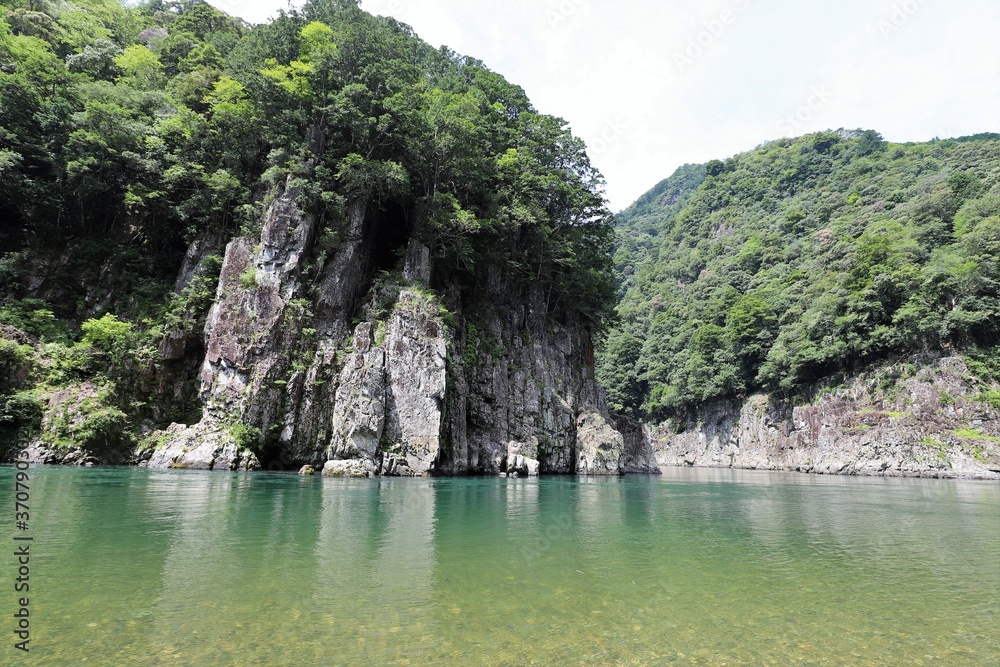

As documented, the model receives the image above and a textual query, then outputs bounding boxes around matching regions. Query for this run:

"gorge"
[1,0,998,480]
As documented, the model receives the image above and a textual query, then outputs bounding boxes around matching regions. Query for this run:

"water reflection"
[0,466,996,666]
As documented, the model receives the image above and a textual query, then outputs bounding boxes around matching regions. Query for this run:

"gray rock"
[384,290,447,475]
[575,411,624,475]
[329,323,386,460]
[147,423,258,471]
[652,355,1000,479]
[403,239,432,283]
[323,459,376,478]
[139,181,655,478]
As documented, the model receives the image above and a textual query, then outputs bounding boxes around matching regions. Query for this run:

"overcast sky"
[208,0,1000,211]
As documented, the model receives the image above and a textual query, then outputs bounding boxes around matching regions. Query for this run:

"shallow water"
[0,466,997,666]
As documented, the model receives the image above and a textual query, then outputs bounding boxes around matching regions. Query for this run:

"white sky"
[209,0,1000,211]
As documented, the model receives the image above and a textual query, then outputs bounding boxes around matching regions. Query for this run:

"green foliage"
[164,254,223,330]
[2,0,615,332]
[44,387,133,453]
[81,313,132,352]
[38,342,98,385]
[966,348,1000,382]
[239,266,259,290]
[0,389,43,447]
[0,337,34,394]
[952,428,1000,443]
[0,299,70,342]
[977,390,1000,410]
[229,422,262,449]
[604,130,1000,422]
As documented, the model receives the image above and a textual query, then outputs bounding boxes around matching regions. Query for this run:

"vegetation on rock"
[598,131,1000,422]
[0,0,616,451]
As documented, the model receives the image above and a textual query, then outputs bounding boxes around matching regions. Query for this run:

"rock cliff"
[145,179,658,476]
[650,355,1000,479]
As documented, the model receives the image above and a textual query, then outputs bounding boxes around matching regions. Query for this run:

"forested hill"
[0,0,629,473]
[598,131,1000,422]
[0,0,614,327]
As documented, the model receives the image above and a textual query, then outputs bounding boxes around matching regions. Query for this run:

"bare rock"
[652,355,1000,479]
[384,290,447,475]
[329,323,386,460]
[403,239,431,283]
[323,458,376,478]
[575,411,624,475]
[147,423,258,471]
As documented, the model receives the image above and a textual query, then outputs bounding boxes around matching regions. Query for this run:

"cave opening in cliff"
[370,201,413,274]
[257,442,304,472]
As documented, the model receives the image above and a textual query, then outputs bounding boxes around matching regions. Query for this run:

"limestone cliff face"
[147,179,657,476]
[650,356,1000,480]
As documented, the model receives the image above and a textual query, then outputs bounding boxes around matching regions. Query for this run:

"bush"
[228,422,262,449]
[39,342,97,385]
[239,267,259,290]
[977,390,1000,410]
[81,314,133,353]
[0,338,34,394]
[0,299,69,342]
[0,391,43,431]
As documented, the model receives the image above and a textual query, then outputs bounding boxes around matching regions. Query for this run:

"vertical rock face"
[651,356,1000,479]
[575,411,624,475]
[328,323,385,462]
[147,186,658,476]
[384,290,448,475]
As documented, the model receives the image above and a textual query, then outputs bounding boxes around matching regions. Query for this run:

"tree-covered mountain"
[0,0,630,472]
[598,131,1000,422]
[0,0,613,328]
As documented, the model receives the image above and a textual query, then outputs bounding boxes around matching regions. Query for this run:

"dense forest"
[597,131,1000,422]
[0,0,615,447]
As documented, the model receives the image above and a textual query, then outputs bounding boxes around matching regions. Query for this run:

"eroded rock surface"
[143,182,657,476]
[652,356,1000,479]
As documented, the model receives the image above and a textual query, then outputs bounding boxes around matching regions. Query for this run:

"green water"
[1,467,997,666]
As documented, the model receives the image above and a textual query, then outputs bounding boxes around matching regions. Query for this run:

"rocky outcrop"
[145,423,258,471]
[143,177,657,476]
[328,322,385,462]
[575,411,624,475]
[384,290,447,474]
[652,355,1000,479]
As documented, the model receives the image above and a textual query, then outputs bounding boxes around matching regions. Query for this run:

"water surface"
[1,466,997,666]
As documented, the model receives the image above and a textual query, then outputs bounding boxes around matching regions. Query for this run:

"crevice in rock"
[368,201,412,275]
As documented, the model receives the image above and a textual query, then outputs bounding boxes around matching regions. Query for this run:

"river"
[1,466,997,665]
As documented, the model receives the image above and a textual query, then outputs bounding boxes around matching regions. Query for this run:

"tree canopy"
[598,131,1000,421]
[0,0,616,328]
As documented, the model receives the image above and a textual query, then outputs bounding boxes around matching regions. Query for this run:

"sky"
[208,0,1000,211]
